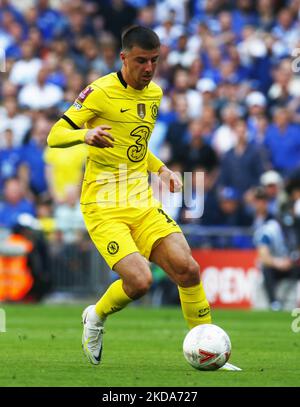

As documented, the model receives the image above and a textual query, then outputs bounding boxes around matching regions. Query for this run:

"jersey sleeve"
[147,150,164,173]
[47,84,105,148]
[64,84,104,127]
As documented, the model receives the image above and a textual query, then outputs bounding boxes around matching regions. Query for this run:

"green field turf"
[0,304,299,387]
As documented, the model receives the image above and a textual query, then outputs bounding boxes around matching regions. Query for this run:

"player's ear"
[120,51,126,64]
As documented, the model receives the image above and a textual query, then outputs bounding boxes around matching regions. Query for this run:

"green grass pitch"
[0,304,299,387]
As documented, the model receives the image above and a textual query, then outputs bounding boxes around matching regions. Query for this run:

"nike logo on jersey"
[120,108,130,113]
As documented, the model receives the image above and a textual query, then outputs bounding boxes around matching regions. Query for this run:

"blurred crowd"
[1,0,300,242]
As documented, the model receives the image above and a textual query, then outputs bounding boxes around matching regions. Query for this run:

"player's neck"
[120,68,145,91]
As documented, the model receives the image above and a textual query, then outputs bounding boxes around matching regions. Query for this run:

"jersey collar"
[117,71,127,88]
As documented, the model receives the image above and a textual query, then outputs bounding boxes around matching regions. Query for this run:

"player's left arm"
[147,150,182,193]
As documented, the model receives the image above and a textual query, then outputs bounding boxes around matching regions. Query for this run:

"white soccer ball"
[183,324,231,371]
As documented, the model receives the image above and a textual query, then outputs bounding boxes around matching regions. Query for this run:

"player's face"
[121,46,160,90]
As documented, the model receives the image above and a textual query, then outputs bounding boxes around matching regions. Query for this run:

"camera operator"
[252,187,295,311]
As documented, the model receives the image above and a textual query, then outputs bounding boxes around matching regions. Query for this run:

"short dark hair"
[121,25,160,51]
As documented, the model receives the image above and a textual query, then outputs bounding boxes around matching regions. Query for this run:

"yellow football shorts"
[81,203,182,269]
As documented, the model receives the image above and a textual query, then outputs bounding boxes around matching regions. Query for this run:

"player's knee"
[174,258,200,286]
[128,273,153,299]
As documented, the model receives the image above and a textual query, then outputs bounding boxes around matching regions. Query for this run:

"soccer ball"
[183,324,231,371]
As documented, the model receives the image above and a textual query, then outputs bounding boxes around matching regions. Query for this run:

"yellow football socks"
[178,282,212,329]
[95,279,132,321]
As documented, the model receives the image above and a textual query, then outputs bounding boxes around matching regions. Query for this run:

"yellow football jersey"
[60,71,163,207]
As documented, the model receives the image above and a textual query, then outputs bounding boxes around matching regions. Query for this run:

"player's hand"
[159,167,182,193]
[84,125,114,148]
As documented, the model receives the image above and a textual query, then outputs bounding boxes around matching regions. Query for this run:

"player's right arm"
[48,120,114,149]
[47,85,114,148]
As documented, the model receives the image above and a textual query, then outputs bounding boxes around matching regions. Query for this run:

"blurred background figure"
[0,177,35,229]
[259,170,285,217]
[253,187,295,311]
[54,185,85,245]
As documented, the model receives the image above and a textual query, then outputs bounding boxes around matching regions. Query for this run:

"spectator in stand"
[200,105,218,144]
[43,51,67,89]
[0,96,32,147]
[212,103,242,156]
[202,45,223,85]
[257,0,276,32]
[36,199,56,241]
[184,118,219,173]
[272,7,299,53]
[215,186,253,227]
[0,80,18,103]
[188,57,204,89]
[214,81,240,113]
[253,187,295,311]
[20,116,52,198]
[5,19,25,60]
[180,165,220,228]
[97,0,137,46]
[196,78,217,111]
[231,0,258,36]
[0,177,35,229]
[167,33,198,69]
[54,185,85,244]
[245,91,268,143]
[260,170,285,217]
[171,67,202,119]
[35,0,68,43]
[155,0,188,25]
[92,35,121,76]
[0,10,17,52]
[44,140,86,204]
[0,129,23,191]
[236,25,272,94]
[64,7,96,65]
[9,40,42,87]
[264,107,300,175]
[18,66,64,111]
[215,11,236,46]
[27,26,45,57]
[250,186,273,229]
[154,12,184,48]
[268,59,299,108]
[0,0,25,26]
[164,94,190,167]
[219,118,265,198]
[135,4,156,29]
